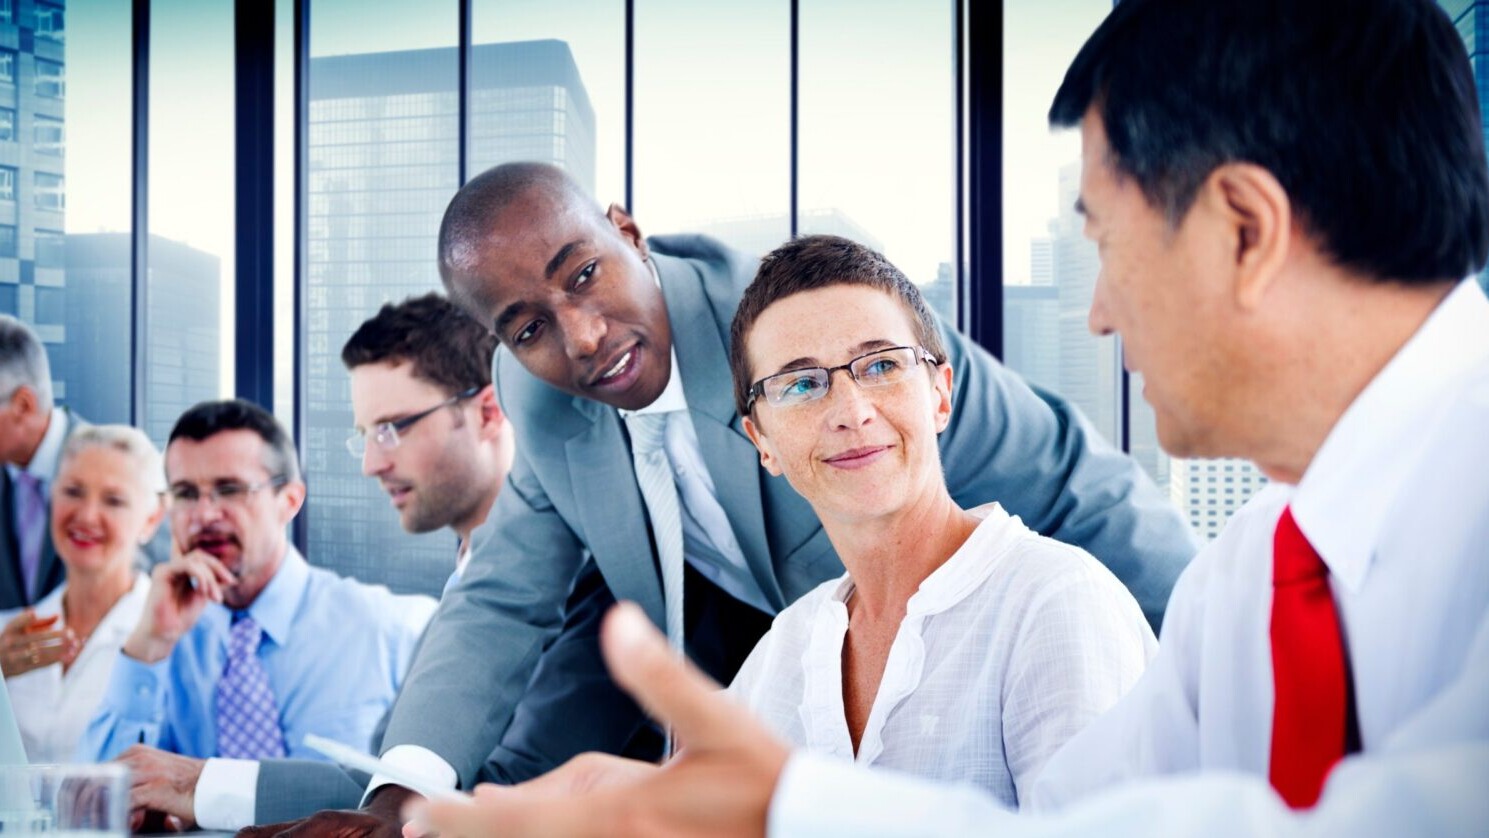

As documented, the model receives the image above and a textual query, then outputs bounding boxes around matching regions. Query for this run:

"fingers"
[1,623,80,674]
[159,551,233,605]
[599,603,745,751]
[2,609,35,634]
[515,753,657,797]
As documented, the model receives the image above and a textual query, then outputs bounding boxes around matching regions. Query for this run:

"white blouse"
[2,571,150,763]
[728,502,1155,807]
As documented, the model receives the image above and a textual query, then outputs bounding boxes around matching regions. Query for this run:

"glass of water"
[0,764,129,836]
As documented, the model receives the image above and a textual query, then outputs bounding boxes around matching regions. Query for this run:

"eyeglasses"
[169,476,288,510]
[346,386,482,459]
[745,345,938,412]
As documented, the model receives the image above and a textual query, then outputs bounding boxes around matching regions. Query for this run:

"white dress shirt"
[730,502,1154,806]
[768,279,1489,835]
[1,570,149,763]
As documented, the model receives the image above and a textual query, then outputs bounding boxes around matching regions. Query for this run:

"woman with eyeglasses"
[713,235,1156,806]
[1,425,164,762]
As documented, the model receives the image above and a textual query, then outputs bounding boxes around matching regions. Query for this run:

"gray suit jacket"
[0,409,83,610]
[380,235,1200,788]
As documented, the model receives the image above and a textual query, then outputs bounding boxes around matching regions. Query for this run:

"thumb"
[4,609,34,632]
[599,602,754,751]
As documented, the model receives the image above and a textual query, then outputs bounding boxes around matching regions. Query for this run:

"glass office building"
[305,39,594,594]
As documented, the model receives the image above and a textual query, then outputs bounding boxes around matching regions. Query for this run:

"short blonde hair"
[60,425,166,498]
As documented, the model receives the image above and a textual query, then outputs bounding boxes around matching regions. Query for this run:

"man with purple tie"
[81,400,435,831]
[0,314,83,611]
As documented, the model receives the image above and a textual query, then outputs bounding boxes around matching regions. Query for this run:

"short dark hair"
[167,399,301,484]
[728,235,947,418]
[437,162,596,315]
[1049,0,1489,284]
[341,292,496,396]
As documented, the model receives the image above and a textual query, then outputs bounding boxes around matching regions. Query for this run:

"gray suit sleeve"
[937,318,1200,630]
[477,562,657,784]
[377,447,588,788]
[253,760,369,823]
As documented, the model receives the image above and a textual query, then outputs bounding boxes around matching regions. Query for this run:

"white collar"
[827,502,1025,617]
[1292,279,1489,592]
[7,407,68,484]
[619,258,688,418]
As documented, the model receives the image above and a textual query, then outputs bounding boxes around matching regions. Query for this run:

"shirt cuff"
[194,758,259,831]
[361,745,458,805]
[768,751,1015,837]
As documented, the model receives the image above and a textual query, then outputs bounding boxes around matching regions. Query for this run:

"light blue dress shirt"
[81,547,436,762]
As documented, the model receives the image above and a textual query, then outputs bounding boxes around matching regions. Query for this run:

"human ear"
[606,204,650,262]
[473,385,505,441]
[1204,163,1292,311]
[931,363,953,433]
[741,415,783,477]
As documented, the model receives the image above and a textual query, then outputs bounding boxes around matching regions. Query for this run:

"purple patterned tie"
[215,613,287,759]
[15,472,45,603]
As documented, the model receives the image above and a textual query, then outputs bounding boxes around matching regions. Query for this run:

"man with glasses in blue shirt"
[81,399,436,832]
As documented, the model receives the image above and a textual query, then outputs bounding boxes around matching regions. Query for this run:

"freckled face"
[742,285,953,525]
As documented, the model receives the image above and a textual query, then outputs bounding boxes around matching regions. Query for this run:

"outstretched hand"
[416,601,790,837]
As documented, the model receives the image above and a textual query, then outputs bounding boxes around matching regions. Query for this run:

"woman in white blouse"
[1,425,162,762]
[720,236,1157,805]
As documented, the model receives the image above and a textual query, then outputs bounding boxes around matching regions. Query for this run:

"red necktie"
[1269,505,1351,808]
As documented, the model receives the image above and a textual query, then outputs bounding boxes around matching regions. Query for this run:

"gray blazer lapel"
[564,404,667,628]
[658,252,791,612]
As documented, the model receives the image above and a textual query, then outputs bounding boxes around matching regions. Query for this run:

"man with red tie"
[416,0,1489,834]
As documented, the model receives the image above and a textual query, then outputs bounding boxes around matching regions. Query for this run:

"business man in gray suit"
[0,314,83,611]
[257,162,1198,835]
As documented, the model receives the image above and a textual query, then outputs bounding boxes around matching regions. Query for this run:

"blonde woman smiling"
[1,425,163,762]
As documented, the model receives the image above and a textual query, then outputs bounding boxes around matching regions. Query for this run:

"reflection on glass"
[305,0,458,595]
[147,0,232,445]
[634,0,789,252]
[470,0,623,204]
[798,0,955,323]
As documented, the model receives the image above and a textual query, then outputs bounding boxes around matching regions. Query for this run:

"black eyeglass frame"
[346,385,483,458]
[745,345,940,413]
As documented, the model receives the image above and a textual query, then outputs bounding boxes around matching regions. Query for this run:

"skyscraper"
[1049,162,1118,444]
[306,40,595,595]
[63,232,221,445]
[0,1,79,408]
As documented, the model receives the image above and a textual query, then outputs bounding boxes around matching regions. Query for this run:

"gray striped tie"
[624,412,685,653]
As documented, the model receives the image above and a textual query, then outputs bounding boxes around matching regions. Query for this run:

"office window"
[469,0,624,204]
[33,115,62,156]
[34,172,64,210]
[0,108,13,142]
[34,229,63,268]
[1002,1,1120,448]
[0,0,12,25]
[34,2,63,41]
[35,59,64,99]
[304,0,460,596]
[0,225,16,258]
[799,0,956,323]
[634,0,790,253]
[147,0,234,445]
[0,166,15,201]
[0,50,14,85]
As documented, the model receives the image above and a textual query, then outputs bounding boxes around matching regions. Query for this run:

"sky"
[63,0,1115,390]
